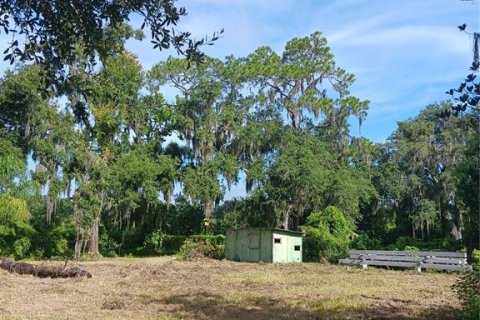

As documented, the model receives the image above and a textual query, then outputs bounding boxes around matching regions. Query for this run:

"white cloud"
[338,25,469,55]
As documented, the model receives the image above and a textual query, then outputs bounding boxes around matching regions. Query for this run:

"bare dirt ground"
[0,257,461,320]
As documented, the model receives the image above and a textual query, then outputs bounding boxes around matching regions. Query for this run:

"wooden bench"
[339,250,471,272]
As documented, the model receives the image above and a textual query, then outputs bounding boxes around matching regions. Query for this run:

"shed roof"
[271,228,304,237]
[228,227,304,237]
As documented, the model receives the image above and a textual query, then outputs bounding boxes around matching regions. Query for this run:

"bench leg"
[416,266,421,273]
[361,264,367,270]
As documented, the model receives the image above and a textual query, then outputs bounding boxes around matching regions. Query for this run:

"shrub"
[143,232,186,255]
[144,232,225,256]
[143,230,168,254]
[302,206,353,263]
[452,250,480,320]
[386,236,462,252]
[0,222,36,259]
[30,220,75,259]
[351,233,381,250]
[188,234,225,246]
[177,236,225,260]
[100,232,119,258]
[13,237,31,258]
[0,194,30,225]
[403,245,420,252]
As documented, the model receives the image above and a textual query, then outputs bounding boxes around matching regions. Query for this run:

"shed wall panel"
[272,231,303,263]
[225,228,301,263]
[260,229,273,262]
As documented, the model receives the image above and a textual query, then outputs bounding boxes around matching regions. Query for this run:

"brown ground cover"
[0,257,461,320]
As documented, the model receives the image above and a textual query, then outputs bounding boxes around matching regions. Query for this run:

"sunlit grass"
[0,257,461,320]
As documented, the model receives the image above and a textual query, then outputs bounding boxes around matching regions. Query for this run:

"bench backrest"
[350,250,466,259]
[340,250,471,271]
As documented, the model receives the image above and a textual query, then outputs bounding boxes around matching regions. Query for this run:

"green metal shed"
[225,228,304,263]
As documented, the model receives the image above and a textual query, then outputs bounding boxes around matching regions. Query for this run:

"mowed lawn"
[0,257,461,320]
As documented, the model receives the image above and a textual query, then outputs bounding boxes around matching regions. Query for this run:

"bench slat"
[361,260,416,268]
[351,254,422,262]
[416,251,467,258]
[423,257,467,265]
[350,250,412,256]
[350,250,466,258]
[421,263,472,271]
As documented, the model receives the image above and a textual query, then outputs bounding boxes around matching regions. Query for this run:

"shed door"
[272,234,288,263]
[291,238,302,263]
[247,233,260,262]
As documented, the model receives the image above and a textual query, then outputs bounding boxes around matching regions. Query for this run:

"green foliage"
[409,199,437,237]
[29,220,76,258]
[247,32,368,130]
[351,233,382,250]
[453,250,480,320]
[260,129,377,229]
[98,228,119,258]
[0,139,26,190]
[0,194,30,225]
[302,206,353,262]
[0,30,476,264]
[177,236,225,261]
[183,163,222,206]
[324,166,378,223]
[264,130,332,228]
[13,237,31,258]
[1,1,217,87]
[213,190,278,234]
[382,236,462,252]
[455,129,479,258]
[213,203,245,233]
[0,221,36,258]
[143,230,171,255]
[164,196,204,236]
[0,65,46,151]
[144,233,225,257]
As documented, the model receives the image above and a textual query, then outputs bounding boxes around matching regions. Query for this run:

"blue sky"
[124,0,479,142]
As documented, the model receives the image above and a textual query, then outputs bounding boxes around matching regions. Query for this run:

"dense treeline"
[0,29,478,262]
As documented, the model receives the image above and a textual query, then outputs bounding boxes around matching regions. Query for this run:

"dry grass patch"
[0,257,460,320]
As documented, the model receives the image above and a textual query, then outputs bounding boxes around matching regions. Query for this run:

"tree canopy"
[0,0,222,87]
[0,26,477,262]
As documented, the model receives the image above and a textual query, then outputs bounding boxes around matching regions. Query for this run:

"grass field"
[0,257,461,320]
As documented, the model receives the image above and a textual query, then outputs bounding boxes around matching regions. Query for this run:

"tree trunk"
[438,198,446,237]
[88,190,104,257]
[283,212,290,230]
[88,216,100,256]
[289,109,300,130]
[46,193,53,225]
[74,234,83,259]
[449,222,463,241]
[204,201,213,220]
[202,201,214,233]
[73,192,83,259]
[454,210,464,240]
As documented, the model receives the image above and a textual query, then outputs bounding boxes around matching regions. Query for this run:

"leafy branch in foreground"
[0,0,223,88]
